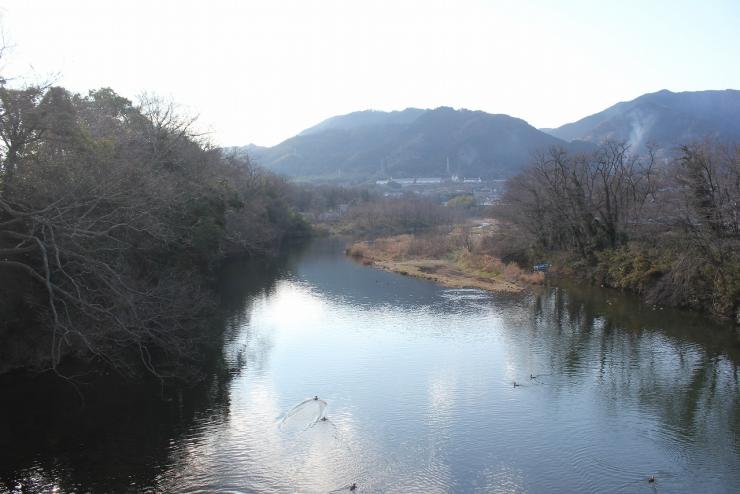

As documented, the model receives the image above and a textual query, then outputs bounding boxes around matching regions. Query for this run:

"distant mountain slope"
[544,89,740,151]
[239,107,574,180]
[224,143,267,161]
[298,108,426,136]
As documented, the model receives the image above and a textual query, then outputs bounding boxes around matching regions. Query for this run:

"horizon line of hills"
[231,88,740,181]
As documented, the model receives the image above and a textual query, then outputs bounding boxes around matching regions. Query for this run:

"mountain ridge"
[243,106,576,180]
[542,89,740,151]
[238,89,740,181]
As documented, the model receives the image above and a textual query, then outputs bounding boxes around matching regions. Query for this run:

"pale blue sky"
[1,0,739,146]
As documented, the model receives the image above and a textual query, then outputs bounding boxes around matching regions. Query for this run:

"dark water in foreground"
[1,238,739,493]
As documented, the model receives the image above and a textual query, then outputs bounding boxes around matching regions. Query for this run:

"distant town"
[374,176,505,206]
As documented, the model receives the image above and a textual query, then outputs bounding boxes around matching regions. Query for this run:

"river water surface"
[2,239,739,493]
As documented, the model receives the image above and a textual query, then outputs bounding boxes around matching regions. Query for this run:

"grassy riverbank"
[346,223,543,293]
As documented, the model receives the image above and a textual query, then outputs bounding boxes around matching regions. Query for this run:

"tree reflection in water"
[0,242,311,493]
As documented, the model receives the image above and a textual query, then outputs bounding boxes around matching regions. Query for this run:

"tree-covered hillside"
[543,89,740,153]
[241,107,579,180]
[0,85,308,376]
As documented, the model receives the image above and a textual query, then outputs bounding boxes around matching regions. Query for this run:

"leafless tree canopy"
[500,142,656,257]
[497,140,740,320]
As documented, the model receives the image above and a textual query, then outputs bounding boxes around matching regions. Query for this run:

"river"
[1,238,739,493]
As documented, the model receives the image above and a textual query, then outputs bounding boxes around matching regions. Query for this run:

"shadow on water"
[525,278,740,452]
[0,240,311,493]
[0,371,229,493]
[534,277,740,374]
[293,237,450,309]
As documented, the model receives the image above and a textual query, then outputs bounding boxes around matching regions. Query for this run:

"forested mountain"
[240,107,577,180]
[298,108,427,136]
[543,89,740,152]
[237,90,740,181]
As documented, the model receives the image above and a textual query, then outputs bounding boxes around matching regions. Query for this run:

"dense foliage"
[0,86,308,376]
[497,141,740,322]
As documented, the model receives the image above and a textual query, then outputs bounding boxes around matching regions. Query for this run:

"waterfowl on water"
[648,476,656,483]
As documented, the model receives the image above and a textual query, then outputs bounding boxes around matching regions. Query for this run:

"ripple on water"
[441,288,492,299]
[278,397,327,432]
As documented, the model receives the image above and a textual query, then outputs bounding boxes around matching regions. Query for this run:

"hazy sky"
[1,0,739,146]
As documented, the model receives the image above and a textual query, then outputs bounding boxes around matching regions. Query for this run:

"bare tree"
[500,142,655,257]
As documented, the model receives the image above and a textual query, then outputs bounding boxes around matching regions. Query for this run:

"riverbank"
[346,226,543,293]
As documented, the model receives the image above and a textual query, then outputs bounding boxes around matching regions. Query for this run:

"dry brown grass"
[503,263,545,285]
[346,226,544,293]
[348,233,458,262]
[406,234,460,258]
[346,242,371,258]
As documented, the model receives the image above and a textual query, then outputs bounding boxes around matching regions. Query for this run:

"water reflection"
[1,238,738,493]
[0,245,301,494]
